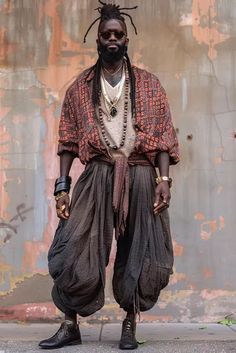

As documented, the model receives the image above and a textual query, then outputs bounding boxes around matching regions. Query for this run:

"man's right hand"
[55,193,70,220]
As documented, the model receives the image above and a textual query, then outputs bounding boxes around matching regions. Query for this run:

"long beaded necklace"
[101,67,125,120]
[98,63,129,151]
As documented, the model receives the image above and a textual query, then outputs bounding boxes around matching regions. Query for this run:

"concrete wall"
[0,0,235,323]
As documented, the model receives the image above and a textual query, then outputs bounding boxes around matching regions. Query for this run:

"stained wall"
[0,0,236,322]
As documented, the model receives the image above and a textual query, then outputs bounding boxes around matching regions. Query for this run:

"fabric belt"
[90,154,154,239]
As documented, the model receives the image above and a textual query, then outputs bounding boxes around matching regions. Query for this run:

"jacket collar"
[86,67,96,82]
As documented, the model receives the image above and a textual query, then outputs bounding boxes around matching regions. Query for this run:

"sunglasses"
[99,30,126,40]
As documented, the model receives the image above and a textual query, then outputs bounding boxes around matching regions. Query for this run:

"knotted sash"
[93,154,153,239]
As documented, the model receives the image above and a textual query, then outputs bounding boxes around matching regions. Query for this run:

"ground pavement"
[0,323,236,353]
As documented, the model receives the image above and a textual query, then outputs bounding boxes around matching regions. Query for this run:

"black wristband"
[54,176,71,196]
[55,176,72,186]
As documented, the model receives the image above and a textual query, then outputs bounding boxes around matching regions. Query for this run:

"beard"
[98,43,127,63]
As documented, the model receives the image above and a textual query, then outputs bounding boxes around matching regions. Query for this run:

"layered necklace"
[98,62,129,151]
[101,65,125,120]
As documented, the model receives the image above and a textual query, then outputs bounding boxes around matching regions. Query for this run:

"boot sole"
[119,343,138,350]
[39,339,82,349]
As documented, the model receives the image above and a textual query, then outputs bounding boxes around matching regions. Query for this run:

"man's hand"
[153,181,171,215]
[56,193,70,220]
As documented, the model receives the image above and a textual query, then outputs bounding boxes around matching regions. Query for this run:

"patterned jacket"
[58,66,180,166]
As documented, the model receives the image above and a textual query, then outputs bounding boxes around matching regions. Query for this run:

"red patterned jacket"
[58,66,179,166]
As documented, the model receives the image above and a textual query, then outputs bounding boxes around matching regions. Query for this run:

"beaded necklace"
[98,63,129,151]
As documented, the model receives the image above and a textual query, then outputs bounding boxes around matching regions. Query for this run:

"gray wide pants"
[48,160,173,317]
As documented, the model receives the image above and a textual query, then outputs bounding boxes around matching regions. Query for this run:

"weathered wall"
[0,0,235,323]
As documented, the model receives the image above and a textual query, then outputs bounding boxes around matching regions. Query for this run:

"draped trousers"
[48,159,173,317]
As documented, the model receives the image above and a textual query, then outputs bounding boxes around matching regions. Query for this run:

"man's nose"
[109,33,117,41]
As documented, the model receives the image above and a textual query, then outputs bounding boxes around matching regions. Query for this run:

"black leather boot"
[119,318,138,350]
[39,321,82,349]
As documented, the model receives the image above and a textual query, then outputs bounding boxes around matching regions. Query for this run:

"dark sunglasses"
[99,30,126,40]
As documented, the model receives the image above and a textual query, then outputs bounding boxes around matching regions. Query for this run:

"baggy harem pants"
[48,160,173,317]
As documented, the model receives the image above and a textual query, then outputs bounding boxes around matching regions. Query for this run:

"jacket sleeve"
[57,88,79,157]
[156,84,180,165]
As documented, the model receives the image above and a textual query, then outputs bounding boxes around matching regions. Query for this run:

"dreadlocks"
[83,1,138,43]
[84,1,138,117]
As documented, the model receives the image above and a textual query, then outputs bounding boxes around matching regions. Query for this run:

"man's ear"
[125,37,129,46]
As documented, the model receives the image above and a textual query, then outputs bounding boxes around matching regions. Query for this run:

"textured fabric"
[112,156,129,239]
[48,160,114,317]
[113,165,173,312]
[57,66,179,166]
[48,160,173,317]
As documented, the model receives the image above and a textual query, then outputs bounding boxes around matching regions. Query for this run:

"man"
[39,1,179,350]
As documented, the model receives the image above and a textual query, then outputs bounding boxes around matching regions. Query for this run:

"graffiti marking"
[0,203,33,245]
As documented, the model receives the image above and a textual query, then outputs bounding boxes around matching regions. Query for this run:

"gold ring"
[56,205,65,211]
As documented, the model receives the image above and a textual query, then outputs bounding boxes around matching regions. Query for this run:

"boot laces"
[123,320,133,338]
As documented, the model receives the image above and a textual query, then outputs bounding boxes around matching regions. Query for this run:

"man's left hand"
[153,181,171,214]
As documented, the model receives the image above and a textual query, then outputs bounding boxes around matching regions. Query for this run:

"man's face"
[97,19,129,63]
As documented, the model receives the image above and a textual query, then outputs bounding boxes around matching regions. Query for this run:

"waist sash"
[90,154,154,239]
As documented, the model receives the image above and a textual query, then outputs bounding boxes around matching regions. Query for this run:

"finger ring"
[56,205,65,210]
[57,204,65,211]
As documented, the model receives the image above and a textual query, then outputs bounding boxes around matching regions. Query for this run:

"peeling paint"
[0,27,16,63]
[194,214,226,240]
[219,216,225,230]
[179,13,193,27]
[194,213,205,221]
[173,240,184,257]
[0,302,59,321]
[170,271,187,285]
[200,290,235,300]
[200,219,217,240]
[192,0,230,60]
[202,268,213,279]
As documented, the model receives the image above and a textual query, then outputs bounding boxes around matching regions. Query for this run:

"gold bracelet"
[155,176,172,187]
[55,191,68,201]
